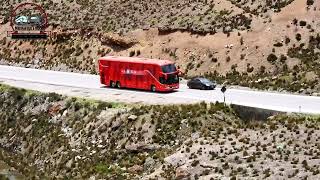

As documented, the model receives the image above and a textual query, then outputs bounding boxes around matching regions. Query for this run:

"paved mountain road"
[0,65,320,114]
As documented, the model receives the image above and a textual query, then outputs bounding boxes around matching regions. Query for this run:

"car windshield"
[161,64,177,73]
[198,78,212,84]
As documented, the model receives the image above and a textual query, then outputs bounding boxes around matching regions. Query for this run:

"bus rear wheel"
[110,81,116,88]
[151,85,156,92]
[116,81,121,88]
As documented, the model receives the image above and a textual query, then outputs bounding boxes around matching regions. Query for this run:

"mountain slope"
[0,0,319,94]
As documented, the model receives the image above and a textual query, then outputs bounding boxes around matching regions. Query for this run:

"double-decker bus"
[98,56,180,92]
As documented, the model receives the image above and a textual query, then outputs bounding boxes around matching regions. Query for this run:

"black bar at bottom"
[11,34,48,39]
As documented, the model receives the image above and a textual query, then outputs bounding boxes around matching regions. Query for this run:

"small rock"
[181,119,187,124]
[111,119,123,130]
[23,124,33,133]
[299,88,305,93]
[48,103,63,116]
[89,176,96,180]
[128,115,138,121]
[191,132,200,140]
[62,110,68,117]
[267,116,276,120]
[263,77,270,82]
[255,78,262,83]
[144,157,155,170]
[213,114,223,121]
[9,167,16,172]
[277,144,284,151]
[66,159,73,168]
[75,156,82,161]
[175,167,190,179]
[90,150,96,155]
[97,144,103,148]
[128,165,143,174]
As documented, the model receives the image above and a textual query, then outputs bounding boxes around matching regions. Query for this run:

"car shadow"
[100,86,178,94]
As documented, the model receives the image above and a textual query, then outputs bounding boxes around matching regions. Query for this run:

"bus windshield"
[161,64,177,73]
[159,74,179,85]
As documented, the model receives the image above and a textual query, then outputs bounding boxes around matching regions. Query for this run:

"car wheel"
[116,81,121,88]
[200,85,206,90]
[151,85,156,92]
[110,81,116,88]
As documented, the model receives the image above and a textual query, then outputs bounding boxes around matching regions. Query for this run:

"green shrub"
[274,42,283,47]
[267,53,277,63]
[129,50,135,57]
[296,33,302,41]
[307,0,314,6]
[300,21,307,27]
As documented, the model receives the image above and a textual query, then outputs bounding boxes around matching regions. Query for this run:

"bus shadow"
[100,86,178,94]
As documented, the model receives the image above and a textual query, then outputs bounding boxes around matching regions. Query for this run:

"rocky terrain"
[0,160,24,180]
[0,0,319,94]
[0,83,320,179]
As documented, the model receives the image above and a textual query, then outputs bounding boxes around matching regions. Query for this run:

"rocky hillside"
[1,0,253,34]
[0,0,319,95]
[0,83,320,179]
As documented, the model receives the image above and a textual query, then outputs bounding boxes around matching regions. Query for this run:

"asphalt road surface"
[1,65,320,114]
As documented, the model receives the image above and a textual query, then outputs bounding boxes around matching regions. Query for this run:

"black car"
[187,77,216,90]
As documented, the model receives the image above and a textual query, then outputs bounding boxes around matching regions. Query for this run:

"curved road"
[0,65,320,114]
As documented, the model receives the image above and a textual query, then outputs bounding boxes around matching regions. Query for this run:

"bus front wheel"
[116,81,121,88]
[151,85,156,92]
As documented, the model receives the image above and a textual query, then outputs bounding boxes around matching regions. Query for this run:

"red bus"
[98,56,180,92]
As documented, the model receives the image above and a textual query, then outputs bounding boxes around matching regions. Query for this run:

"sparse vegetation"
[0,84,319,179]
[307,0,314,6]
